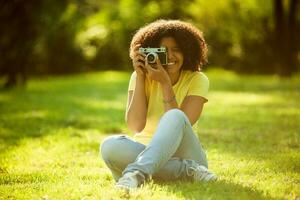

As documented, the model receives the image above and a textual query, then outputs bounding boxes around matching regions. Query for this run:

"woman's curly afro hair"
[129,19,208,71]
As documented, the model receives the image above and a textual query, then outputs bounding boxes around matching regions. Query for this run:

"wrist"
[160,79,172,89]
[160,82,177,104]
[163,95,176,104]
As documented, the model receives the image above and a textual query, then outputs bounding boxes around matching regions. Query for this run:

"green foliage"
[35,1,86,74]
[189,0,274,71]
[0,0,299,88]
[76,0,191,70]
[0,70,299,199]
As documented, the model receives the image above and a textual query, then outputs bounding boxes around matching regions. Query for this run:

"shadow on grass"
[157,179,275,200]
[0,72,129,157]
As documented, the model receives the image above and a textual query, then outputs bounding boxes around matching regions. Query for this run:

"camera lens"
[146,53,157,64]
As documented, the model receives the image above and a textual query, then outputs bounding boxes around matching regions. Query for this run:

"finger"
[156,57,164,70]
[144,62,156,73]
[133,51,146,59]
[132,44,142,57]
[136,66,144,73]
[133,61,145,68]
[144,61,152,71]
[133,54,145,63]
[145,62,160,73]
[134,44,147,57]
[141,67,148,74]
[135,54,145,62]
[133,43,141,51]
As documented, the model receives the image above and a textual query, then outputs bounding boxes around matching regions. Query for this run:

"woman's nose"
[168,50,175,59]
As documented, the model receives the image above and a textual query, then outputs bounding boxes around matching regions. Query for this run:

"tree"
[273,0,299,76]
[0,0,41,88]
[0,0,83,88]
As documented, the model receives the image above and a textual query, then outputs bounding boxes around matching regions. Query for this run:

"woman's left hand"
[144,58,171,86]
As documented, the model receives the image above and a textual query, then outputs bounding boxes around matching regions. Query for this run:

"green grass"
[0,69,299,200]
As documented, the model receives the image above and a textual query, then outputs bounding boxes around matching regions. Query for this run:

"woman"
[100,19,217,190]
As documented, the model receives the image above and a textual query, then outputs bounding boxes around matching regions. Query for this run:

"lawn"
[0,69,299,200]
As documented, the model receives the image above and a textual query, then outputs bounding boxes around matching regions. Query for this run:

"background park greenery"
[0,0,299,87]
[0,0,299,199]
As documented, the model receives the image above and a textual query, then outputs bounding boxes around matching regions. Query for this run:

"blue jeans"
[100,109,208,181]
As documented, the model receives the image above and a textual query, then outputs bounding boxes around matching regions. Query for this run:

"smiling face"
[159,37,184,76]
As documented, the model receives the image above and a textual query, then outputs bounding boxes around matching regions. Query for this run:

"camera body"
[139,47,168,65]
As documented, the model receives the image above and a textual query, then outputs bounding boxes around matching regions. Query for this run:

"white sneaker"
[187,165,217,182]
[115,171,142,190]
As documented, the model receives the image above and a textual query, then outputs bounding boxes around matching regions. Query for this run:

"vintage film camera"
[139,47,168,65]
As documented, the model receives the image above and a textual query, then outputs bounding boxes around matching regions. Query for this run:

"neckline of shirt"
[172,70,184,88]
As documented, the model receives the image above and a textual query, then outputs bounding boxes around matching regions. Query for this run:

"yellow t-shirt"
[128,70,209,145]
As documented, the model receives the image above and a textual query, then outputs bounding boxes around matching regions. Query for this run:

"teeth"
[167,62,175,65]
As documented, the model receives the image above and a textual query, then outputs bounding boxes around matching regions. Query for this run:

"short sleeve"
[187,72,209,100]
[128,71,137,91]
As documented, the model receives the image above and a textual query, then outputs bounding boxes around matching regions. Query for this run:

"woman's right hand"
[132,44,146,77]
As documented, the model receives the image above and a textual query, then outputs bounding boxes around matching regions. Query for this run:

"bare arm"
[125,44,148,133]
[125,75,147,132]
[161,81,205,125]
[180,95,206,125]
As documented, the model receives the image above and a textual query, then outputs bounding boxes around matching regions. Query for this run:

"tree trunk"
[285,0,299,76]
[273,0,299,76]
